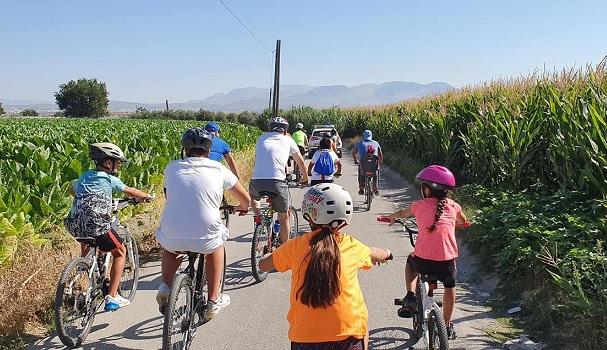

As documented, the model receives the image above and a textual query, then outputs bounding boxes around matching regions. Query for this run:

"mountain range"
[1,81,453,114]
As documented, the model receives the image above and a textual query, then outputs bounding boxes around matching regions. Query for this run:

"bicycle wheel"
[428,308,450,350]
[54,257,97,348]
[250,223,270,282]
[365,178,372,211]
[288,206,299,239]
[412,280,424,340]
[221,197,230,228]
[163,273,194,350]
[119,231,140,301]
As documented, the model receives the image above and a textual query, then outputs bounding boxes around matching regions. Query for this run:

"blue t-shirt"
[65,170,126,237]
[209,137,231,163]
[356,140,381,159]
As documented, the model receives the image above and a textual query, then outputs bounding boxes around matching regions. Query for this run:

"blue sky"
[1,0,606,102]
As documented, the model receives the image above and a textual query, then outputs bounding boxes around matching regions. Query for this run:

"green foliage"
[20,109,39,117]
[0,118,260,265]
[130,107,262,126]
[457,184,607,346]
[54,78,109,118]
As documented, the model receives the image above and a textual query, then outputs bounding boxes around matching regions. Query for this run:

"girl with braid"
[385,165,469,339]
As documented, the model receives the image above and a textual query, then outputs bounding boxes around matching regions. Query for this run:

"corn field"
[0,118,260,265]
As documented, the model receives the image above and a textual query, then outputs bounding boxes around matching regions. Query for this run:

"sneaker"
[156,282,171,315]
[373,188,379,195]
[447,322,457,340]
[358,189,364,195]
[204,294,230,321]
[104,294,130,311]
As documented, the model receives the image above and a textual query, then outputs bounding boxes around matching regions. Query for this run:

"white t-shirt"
[159,157,238,240]
[252,132,299,180]
[310,149,340,181]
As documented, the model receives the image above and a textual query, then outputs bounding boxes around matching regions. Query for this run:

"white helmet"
[295,122,304,130]
[89,142,128,162]
[302,183,353,228]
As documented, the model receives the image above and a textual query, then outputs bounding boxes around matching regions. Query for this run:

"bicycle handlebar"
[220,204,248,216]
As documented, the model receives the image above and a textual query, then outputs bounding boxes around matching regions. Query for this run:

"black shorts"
[407,255,457,288]
[291,337,364,350]
[93,230,124,252]
[297,145,306,157]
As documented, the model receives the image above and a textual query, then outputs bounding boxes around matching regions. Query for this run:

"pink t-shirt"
[411,197,462,261]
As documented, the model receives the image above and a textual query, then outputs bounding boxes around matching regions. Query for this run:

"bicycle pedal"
[436,301,443,307]
[397,307,414,318]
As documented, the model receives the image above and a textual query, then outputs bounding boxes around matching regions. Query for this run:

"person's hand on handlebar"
[136,193,155,203]
[235,203,249,216]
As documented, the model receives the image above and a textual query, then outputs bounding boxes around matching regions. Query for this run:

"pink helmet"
[416,165,456,190]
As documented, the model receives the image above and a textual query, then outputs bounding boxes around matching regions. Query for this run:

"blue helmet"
[204,122,220,133]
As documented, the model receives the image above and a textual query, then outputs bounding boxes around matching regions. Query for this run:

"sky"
[1,0,606,103]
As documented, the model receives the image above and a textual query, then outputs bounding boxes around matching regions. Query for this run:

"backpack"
[362,153,379,176]
[313,150,335,178]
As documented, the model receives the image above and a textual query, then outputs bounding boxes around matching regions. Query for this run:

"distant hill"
[1,81,453,114]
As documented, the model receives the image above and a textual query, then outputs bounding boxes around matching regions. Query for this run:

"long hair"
[297,227,341,308]
[422,183,449,232]
[319,137,332,150]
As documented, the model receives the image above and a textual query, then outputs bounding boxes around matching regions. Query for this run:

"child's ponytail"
[427,189,448,232]
[297,227,341,308]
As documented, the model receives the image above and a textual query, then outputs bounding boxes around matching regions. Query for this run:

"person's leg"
[405,257,417,293]
[205,246,225,302]
[357,166,364,194]
[249,180,262,216]
[161,249,182,287]
[108,244,126,297]
[443,287,456,325]
[363,331,369,350]
[278,211,290,244]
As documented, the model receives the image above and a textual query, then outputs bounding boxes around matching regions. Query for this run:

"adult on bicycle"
[352,130,383,195]
[292,123,308,159]
[155,127,250,320]
[250,117,308,244]
[204,121,240,178]
[64,142,152,311]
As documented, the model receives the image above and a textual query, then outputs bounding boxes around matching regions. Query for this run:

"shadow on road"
[368,326,417,350]
[224,257,257,291]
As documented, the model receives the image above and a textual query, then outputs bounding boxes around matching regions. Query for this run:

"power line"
[218,0,273,52]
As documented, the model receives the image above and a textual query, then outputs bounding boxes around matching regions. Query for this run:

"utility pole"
[165,99,169,112]
[268,89,272,109]
[271,39,281,118]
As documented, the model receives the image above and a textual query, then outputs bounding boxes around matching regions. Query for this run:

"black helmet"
[181,127,213,151]
[90,142,128,162]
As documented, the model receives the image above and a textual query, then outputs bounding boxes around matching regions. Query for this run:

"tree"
[20,109,39,116]
[0,102,5,116]
[54,78,109,118]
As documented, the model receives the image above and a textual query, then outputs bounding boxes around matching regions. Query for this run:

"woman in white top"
[307,137,342,186]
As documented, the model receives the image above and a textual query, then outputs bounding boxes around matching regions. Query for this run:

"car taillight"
[310,136,318,141]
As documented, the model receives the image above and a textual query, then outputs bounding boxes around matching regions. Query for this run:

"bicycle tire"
[54,257,96,348]
[365,178,372,211]
[288,206,299,239]
[162,273,194,350]
[412,280,424,340]
[428,308,450,350]
[250,223,270,282]
[118,231,140,301]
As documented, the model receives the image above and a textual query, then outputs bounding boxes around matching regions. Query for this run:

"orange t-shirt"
[271,230,373,343]
[411,197,462,261]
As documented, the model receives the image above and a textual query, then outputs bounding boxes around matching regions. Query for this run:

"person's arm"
[259,254,275,272]
[293,152,309,183]
[455,209,470,227]
[224,152,239,179]
[307,161,314,177]
[386,206,413,224]
[227,182,251,213]
[123,187,152,201]
[335,160,342,176]
[304,134,309,148]
[378,147,384,165]
[370,247,392,264]
[352,146,359,163]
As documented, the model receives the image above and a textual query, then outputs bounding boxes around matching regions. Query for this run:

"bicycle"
[378,216,418,248]
[356,155,379,211]
[250,191,299,282]
[54,197,144,348]
[162,205,236,350]
[221,196,230,228]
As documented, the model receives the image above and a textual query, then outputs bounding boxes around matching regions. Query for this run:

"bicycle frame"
[417,277,442,348]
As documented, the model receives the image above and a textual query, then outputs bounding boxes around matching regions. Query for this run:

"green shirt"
[291,130,308,147]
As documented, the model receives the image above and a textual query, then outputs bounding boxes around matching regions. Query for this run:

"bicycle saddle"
[259,191,278,198]
[76,237,97,246]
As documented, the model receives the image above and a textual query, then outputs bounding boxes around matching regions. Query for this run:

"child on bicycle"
[259,184,392,349]
[65,142,152,311]
[385,165,469,339]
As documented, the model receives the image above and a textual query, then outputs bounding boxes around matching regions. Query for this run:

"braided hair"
[423,184,449,232]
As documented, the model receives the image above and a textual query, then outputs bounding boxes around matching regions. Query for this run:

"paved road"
[31,156,500,350]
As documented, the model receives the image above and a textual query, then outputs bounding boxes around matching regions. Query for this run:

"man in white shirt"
[307,136,342,186]
[156,127,250,320]
[249,117,308,244]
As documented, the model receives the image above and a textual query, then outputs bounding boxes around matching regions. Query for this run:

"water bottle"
[273,219,281,234]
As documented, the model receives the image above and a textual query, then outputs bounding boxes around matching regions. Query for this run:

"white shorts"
[156,230,228,255]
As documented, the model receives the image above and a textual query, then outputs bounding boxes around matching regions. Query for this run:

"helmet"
[295,122,304,130]
[204,122,220,133]
[268,117,289,133]
[366,144,376,154]
[90,142,128,162]
[302,183,353,228]
[363,130,372,141]
[181,127,213,150]
[416,165,456,190]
